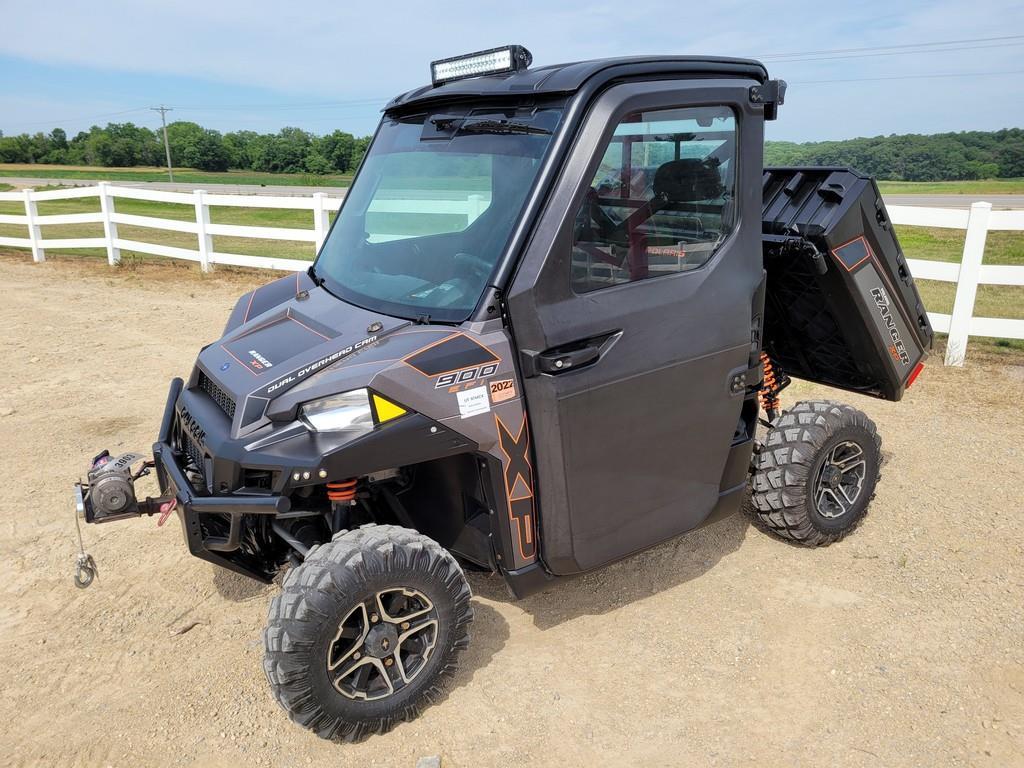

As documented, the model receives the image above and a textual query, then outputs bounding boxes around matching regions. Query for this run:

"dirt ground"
[1,253,1022,768]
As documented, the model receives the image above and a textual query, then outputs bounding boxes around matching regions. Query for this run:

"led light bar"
[430,45,533,86]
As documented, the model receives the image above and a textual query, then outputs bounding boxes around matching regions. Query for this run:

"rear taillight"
[906,361,925,389]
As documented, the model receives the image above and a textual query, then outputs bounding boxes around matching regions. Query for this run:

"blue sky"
[1,0,1022,143]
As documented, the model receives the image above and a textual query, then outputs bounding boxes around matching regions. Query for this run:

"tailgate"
[761,167,934,401]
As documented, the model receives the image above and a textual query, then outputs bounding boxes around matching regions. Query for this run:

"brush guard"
[72,378,290,588]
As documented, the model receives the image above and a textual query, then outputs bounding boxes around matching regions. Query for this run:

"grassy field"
[3,165,1023,195]
[876,178,1024,195]
[0,163,352,187]
[0,184,1020,353]
[895,225,1024,329]
[0,187,325,261]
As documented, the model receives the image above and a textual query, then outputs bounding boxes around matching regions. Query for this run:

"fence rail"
[1,184,1021,366]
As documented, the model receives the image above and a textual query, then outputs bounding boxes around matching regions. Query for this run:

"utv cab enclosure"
[74,46,932,740]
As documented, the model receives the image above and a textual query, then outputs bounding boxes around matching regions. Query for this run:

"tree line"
[0,122,372,175]
[0,121,1022,180]
[764,128,1024,181]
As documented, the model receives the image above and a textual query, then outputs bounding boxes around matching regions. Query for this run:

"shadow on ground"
[447,601,510,692]
[209,557,510,700]
[212,566,273,603]
[469,507,754,630]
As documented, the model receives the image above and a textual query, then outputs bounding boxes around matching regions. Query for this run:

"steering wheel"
[577,187,629,246]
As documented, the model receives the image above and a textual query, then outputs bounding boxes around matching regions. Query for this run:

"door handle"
[537,345,601,374]
[520,331,621,377]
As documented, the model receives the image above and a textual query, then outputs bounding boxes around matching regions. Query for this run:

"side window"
[571,106,737,293]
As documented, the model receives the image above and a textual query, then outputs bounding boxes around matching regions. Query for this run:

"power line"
[766,40,1024,64]
[789,68,1024,85]
[759,33,1024,59]
[172,99,388,113]
[5,34,1024,132]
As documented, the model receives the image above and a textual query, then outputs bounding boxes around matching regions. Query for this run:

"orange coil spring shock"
[326,479,358,503]
[759,352,784,422]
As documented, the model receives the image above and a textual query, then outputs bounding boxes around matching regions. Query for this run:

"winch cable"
[73,504,98,589]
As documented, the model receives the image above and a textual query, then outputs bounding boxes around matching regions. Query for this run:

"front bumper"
[155,378,289,581]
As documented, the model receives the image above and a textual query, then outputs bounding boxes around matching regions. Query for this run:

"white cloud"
[1,0,1022,140]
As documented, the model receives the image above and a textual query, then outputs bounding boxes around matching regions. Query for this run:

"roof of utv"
[386,55,769,111]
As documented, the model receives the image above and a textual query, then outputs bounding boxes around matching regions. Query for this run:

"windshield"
[315,106,562,322]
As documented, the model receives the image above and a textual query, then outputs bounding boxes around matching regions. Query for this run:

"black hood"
[195,272,408,434]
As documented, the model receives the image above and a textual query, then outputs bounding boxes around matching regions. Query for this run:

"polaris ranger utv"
[73,46,933,740]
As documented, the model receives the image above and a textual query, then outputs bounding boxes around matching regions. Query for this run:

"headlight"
[300,389,374,435]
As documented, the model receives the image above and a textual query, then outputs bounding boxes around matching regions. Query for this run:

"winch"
[82,450,149,522]
[72,450,173,587]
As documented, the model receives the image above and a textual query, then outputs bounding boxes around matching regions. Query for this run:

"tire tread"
[750,400,881,546]
[263,524,472,742]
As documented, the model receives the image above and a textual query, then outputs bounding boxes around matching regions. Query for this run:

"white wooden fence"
[887,201,1024,365]
[0,184,1021,366]
[0,182,342,273]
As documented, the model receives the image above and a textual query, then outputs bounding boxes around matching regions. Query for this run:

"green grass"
[877,178,1024,195]
[894,225,1023,266]
[4,164,1023,195]
[0,163,352,188]
[1,185,1021,328]
[0,187,328,262]
[894,224,1024,322]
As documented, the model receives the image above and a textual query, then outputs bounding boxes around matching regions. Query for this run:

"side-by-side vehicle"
[74,45,932,740]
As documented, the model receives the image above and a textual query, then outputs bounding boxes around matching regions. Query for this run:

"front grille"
[182,429,205,472]
[198,370,236,420]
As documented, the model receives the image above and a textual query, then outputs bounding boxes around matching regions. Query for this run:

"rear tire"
[750,400,881,546]
[263,524,473,741]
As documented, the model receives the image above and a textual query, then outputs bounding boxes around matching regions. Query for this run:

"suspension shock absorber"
[326,479,357,503]
[758,351,790,423]
[326,479,358,533]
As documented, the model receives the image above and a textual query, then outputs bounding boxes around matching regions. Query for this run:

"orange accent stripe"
[493,413,536,563]
[242,288,257,323]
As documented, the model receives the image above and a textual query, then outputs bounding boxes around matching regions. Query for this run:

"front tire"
[263,524,473,741]
[750,401,881,546]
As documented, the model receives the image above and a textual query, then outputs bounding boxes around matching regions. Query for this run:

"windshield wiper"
[307,263,324,287]
[459,118,552,136]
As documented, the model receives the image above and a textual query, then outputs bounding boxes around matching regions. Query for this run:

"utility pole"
[151,105,174,182]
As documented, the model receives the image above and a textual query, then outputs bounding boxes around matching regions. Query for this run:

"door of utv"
[506,80,765,575]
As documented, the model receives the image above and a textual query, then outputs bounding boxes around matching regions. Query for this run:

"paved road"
[3,176,1023,208]
[883,194,1023,209]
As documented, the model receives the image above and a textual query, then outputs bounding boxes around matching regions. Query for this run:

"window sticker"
[489,378,516,403]
[456,386,490,418]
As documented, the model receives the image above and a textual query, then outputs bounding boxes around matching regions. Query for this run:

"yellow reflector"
[372,394,407,423]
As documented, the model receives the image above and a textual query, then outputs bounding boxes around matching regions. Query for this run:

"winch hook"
[75,552,98,589]
[73,491,97,589]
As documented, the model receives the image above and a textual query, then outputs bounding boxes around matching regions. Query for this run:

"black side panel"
[507,80,767,575]
[403,333,500,377]
[762,167,934,401]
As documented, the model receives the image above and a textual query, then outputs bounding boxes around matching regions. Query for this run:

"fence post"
[194,189,213,272]
[22,189,45,263]
[945,201,991,366]
[97,182,120,265]
[312,192,329,253]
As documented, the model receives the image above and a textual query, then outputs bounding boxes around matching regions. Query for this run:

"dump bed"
[761,167,933,401]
